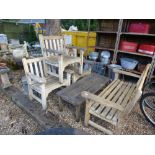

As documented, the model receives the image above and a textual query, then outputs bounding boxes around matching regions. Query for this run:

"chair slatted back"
[22,57,46,78]
[39,34,65,57]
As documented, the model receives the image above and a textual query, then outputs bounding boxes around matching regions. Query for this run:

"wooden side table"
[0,68,12,89]
[56,73,109,121]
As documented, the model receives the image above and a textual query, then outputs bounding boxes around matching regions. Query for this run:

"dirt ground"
[0,69,155,135]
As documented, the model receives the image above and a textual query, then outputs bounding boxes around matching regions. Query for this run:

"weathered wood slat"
[45,40,49,49]
[100,81,124,118]
[34,62,39,76]
[38,61,44,78]
[106,82,128,120]
[120,83,136,107]
[53,39,57,50]
[112,83,136,122]
[57,39,60,51]
[95,104,105,114]
[108,83,133,121]
[106,80,124,101]
[98,79,118,97]
[89,120,113,135]
[94,81,123,115]
[60,39,63,51]
[29,63,34,74]
[49,40,53,51]
[86,80,119,113]
[100,79,120,98]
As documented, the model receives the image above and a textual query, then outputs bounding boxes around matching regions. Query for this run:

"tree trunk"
[46,19,61,35]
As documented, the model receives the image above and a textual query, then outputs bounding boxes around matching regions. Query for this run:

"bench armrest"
[113,69,140,78]
[27,73,46,84]
[81,91,124,111]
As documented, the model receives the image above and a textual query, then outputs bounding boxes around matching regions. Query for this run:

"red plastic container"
[128,23,150,33]
[138,44,155,55]
[119,41,138,52]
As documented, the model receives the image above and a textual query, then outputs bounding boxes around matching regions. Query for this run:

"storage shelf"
[95,46,115,51]
[121,32,155,37]
[96,31,117,34]
[118,50,153,58]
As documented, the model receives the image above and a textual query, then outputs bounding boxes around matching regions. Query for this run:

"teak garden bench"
[22,57,71,110]
[81,64,151,134]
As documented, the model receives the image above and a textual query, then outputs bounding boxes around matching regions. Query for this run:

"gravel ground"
[0,91,42,135]
[47,92,155,135]
[0,69,154,135]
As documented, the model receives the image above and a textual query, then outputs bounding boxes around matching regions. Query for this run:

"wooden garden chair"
[81,64,151,134]
[39,34,84,84]
[22,57,71,110]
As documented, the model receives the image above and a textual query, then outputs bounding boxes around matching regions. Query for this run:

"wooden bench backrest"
[136,64,151,91]
[39,34,65,57]
[22,57,46,79]
[123,64,151,116]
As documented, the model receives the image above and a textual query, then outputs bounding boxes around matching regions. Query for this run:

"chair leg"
[66,73,71,86]
[75,105,81,122]
[84,100,91,126]
[41,92,47,110]
[115,126,122,135]
[58,97,63,111]
[28,86,33,101]
[72,74,76,83]
[29,94,33,101]
[115,118,126,135]
[79,62,83,75]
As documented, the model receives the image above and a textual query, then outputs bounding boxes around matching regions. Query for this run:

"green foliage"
[61,19,98,31]
[0,22,38,43]
[27,25,37,42]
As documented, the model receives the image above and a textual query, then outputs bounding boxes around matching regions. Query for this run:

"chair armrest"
[27,73,46,84]
[65,69,74,74]
[113,69,140,78]
[65,45,87,51]
[43,48,65,55]
[81,91,124,111]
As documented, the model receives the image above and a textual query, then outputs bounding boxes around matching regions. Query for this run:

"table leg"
[0,73,12,89]
[75,105,81,122]
[58,97,63,111]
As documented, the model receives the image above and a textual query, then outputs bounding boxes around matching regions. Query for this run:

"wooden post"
[58,54,64,83]
[75,105,81,122]
[86,19,91,58]
[58,97,63,111]
[79,49,84,75]
[84,99,91,126]
[41,85,47,110]
[66,72,71,86]
[0,73,12,88]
